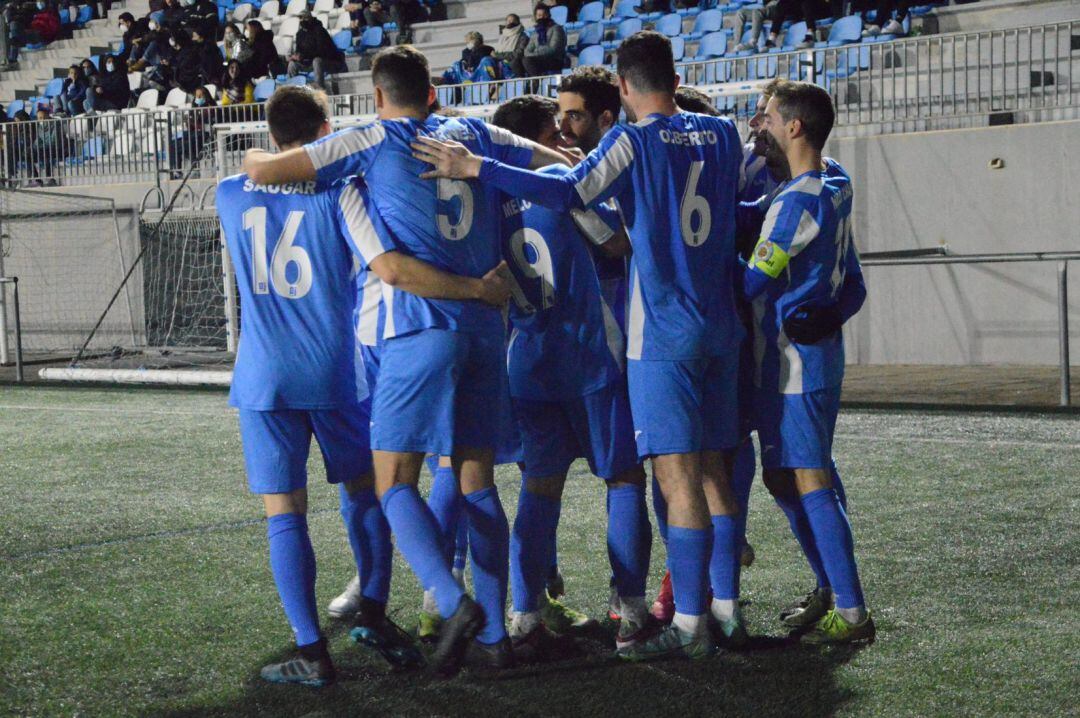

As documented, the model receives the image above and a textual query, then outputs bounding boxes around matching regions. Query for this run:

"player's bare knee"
[372,450,424,497]
[794,467,832,495]
[341,473,374,495]
[762,468,797,500]
[608,463,646,489]
[454,446,495,494]
[262,488,307,517]
[524,474,565,499]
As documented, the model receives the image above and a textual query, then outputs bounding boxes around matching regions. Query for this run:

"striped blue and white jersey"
[746,159,863,394]
[306,114,534,339]
[477,111,745,361]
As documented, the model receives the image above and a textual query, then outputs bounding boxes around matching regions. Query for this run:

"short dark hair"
[266,85,330,148]
[674,86,718,115]
[558,66,620,122]
[770,80,835,150]
[371,45,431,110]
[616,31,676,95]
[492,95,558,142]
[118,11,134,23]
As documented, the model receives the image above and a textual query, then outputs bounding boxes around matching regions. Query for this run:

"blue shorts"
[358,343,381,409]
[512,379,639,481]
[494,366,523,465]
[238,404,373,494]
[755,385,841,470]
[627,350,740,458]
[371,328,504,456]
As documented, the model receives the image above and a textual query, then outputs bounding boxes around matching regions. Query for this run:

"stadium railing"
[0,276,25,382]
[860,249,1079,407]
[1,19,1077,187]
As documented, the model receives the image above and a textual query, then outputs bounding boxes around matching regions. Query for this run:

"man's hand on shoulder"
[411,136,483,180]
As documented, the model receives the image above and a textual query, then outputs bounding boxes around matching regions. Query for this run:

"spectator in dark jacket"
[492,13,527,78]
[159,0,185,33]
[389,0,426,42]
[523,4,566,77]
[181,0,218,43]
[86,53,130,111]
[441,30,497,84]
[287,11,345,88]
[169,29,203,92]
[29,2,60,44]
[191,26,222,86]
[170,84,215,175]
[242,19,283,79]
[129,17,166,70]
[117,11,150,61]
[362,0,389,27]
[52,63,88,115]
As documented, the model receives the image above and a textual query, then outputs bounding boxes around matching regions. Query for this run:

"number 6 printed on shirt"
[680,160,712,247]
[244,206,313,299]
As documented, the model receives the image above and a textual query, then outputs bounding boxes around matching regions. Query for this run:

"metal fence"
[2,19,1077,186]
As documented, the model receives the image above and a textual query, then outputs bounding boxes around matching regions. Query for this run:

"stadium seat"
[164,88,189,108]
[577,44,606,67]
[74,4,93,28]
[693,30,729,60]
[279,16,300,38]
[655,13,682,38]
[686,9,723,40]
[149,10,166,24]
[284,0,306,16]
[273,34,294,56]
[283,74,307,86]
[253,78,276,101]
[566,0,603,30]
[603,18,642,49]
[43,77,64,99]
[817,14,862,47]
[312,0,336,15]
[135,88,159,109]
[90,55,102,70]
[6,99,24,119]
[333,29,354,53]
[778,20,807,50]
[259,0,279,19]
[604,0,640,27]
[359,25,384,52]
[333,11,351,32]
[670,36,685,61]
[550,5,569,25]
[231,3,254,21]
[747,53,777,78]
[128,73,143,93]
[572,22,603,53]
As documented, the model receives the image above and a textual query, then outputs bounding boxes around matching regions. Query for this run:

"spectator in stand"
[191,26,223,86]
[221,59,253,105]
[170,84,215,176]
[442,31,497,84]
[734,0,778,52]
[858,0,908,37]
[634,0,670,15]
[492,13,527,78]
[343,1,367,36]
[388,0,427,43]
[362,0,389,28]
[52,63,89,115]
[167,29,203,92]
[159,0,186,34]
[765,0,843,49]
[242,19,283,79]
[523,4,566,78]
[181,0,218,44]
[128,17,165,71]
[79,56,97,82]
[117,11,150,62]
[222,22,250,63]
[287,10,345,89]
[86,53,130,111]
[6,0,60,63]
[30,106,63,185]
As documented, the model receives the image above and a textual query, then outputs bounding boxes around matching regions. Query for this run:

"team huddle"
[219,29,871,688]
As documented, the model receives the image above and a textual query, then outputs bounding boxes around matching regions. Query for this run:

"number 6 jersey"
[217,175,394,410]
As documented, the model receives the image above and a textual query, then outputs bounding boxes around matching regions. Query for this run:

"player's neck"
[786,144,824,178]
[628,93,678,121]
[378,104,430,122]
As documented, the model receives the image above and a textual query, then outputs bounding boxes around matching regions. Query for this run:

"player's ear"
[427,84,436,110]
[617,75,630,99]
[598,109,615,132]
[316,118,332,140]
[672,72,681,94]
[374,85,384,112]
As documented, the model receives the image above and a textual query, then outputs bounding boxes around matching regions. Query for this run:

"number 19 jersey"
[218,175,384,410]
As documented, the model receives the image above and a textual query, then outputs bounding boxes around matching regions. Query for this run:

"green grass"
[1,386,1077,717]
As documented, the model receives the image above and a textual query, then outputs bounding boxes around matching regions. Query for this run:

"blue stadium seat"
[603,17,642,49]
[43,77,65,98]
[359,25,384,51]
[692,30,729,60]
[283,75,308,86]
[670,35,685,61]
[150,10,165,24]
[824,44,871,79]
[655,13,682,38]
[817,14,862,47]
[6,99,24,118]
[550,5,569,25]
[604,0,638,26]
[74,4,93,27]
[90,55,102,70]
[332,28,354,53]
[578,44,606,67]
[746,53,777,78]
[572,22,604,53]
[702,60,731,84]
[566,0,603,30]
[685,9,722,40]
[253,78,276,101]
[778,20,807,50]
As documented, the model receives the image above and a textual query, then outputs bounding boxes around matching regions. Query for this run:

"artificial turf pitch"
[0,386,1076,717]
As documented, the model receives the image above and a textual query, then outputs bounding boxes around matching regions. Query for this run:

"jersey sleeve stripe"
[355,272,382,347]
[338,183,389,265]
[306,124,386,171]
[787,209,821,257]
[487,124,532,148]
[575,132,634,207]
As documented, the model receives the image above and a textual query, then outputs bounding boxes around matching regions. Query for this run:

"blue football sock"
[510,487,560,613]
[338,485,392,604]
[732,441,755,547]
[266,513,321,647]
[666,526,712,616]
[424,454,440,477]
[381,484,464,618]
[801,488,865,609]
[773,491,830,589]
[453,511,469,573]
[428,465,463,565]
[606,484,652,598]
[709,515,740,600]
[830,460,848,512]
[465,486,510,644]
[651,473,669,544]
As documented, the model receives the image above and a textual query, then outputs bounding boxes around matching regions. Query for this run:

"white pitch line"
[0,403,231,418]
[833,432,1080,451]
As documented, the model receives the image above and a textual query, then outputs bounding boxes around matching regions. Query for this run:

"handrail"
[859,250,1076,406]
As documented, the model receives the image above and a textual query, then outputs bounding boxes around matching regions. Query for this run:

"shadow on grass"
[161,619,868,718]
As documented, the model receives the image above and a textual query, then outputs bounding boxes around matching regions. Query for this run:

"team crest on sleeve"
[756,240,775,263]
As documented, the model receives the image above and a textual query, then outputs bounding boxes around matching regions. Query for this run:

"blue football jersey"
[218,175,377,410]
[477,112,745,361]
[501,164,625,401]
[747,158,862,394]
[738,142,782,203]
[305,115,534,339]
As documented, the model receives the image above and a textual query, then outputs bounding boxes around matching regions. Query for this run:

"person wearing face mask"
[117,11,150,62]
[52,63,88,116]
[14,0,60,57]
[441,31,497,86]
[523,4,566,80]
[222,22,251,64]
[166,29,203,93]
[492,14,527,79]
[86,54,131,112]
[170,85,217,177]
[286,11,346,90]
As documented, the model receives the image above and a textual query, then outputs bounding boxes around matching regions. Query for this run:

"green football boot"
[417,609,442,644]
[801,609,876,645]
[711,606,749,649]
[539,592,597,634]
[780,587,833,628]
[616,624,716,662]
